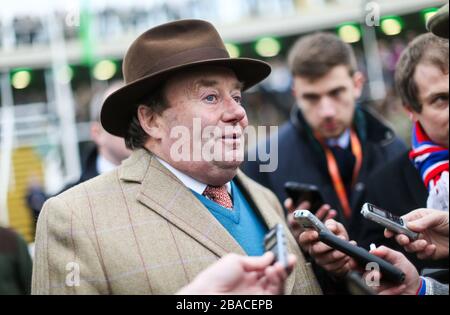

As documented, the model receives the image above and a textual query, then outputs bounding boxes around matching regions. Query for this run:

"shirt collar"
[156,157,231,195]
[326,128,351,149]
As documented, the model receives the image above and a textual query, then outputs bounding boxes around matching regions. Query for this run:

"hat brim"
[101,58,271,137]
[427,4,449,38]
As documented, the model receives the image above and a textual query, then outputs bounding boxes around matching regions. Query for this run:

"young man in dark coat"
[243,33,406,244]
[243,33,407,293]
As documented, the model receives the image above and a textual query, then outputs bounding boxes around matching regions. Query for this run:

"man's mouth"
[322,121,338,131]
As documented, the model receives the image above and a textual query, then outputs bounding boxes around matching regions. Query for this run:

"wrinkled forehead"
[294,65,355,95]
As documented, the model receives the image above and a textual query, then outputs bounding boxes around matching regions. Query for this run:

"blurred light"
[225,43,240,58]
[93,60,117,81]
[381,17,403,36]
[422,8,439,25]
[337,24,361,44]
[255,37,281,58]
[11,70,32,90]
[56,66,74,84]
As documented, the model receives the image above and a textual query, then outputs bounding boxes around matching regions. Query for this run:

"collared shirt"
[156,157,232,195]
[96,155,117,175]
[326,128,351,149]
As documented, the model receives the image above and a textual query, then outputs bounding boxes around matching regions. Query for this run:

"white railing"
[0,103,91,148]
[0,103,54,147]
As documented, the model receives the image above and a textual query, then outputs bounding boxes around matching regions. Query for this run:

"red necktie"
[203,185,233,209]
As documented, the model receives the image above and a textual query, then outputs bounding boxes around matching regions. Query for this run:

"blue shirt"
[192,181,268,256]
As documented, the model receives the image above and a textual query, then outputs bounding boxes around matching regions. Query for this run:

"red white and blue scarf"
[409,122,449,191]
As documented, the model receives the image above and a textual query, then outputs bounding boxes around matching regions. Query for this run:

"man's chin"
[319,128,345,140]
[205,163,240,186]
[213,159,243,170]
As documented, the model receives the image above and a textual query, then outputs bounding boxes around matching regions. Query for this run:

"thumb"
[406,214,440,233]
[370,246,401,265]
[370,247,388,259]
[241,252,274,272]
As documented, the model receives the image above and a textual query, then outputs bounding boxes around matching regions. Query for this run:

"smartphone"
[264,224,288,269]
[284,182,324,213]
[318,231,405,284]
[360,203,419,241]
[293,210,330,233]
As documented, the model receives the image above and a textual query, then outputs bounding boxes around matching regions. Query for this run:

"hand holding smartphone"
[318,231,405,284]
[293,210,330,233]
[284,182,325,213]
[294,210,405,284]
[264,224,288,269]
[360,203,419,241]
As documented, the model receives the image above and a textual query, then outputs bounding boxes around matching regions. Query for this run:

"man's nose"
[318,97,337,119]
[222,96,246,124]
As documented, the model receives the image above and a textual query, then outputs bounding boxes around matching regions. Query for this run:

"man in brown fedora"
[32,19,321,295]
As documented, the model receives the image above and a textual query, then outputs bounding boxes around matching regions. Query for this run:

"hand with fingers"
[285,199,337,243]
[368,246,420,295]
[385,209,449,260]
[176,252,297,295]
[298,219,358,278]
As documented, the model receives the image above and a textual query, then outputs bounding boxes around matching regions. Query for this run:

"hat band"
[142,47,230,79]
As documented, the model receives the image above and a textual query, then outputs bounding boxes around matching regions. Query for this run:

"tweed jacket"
[32,149,321,295]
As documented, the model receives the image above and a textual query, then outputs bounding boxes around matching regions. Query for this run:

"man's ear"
[292,77,302,99]
[291,82,298,98]
[352,71,365,99]
[404,106,419,122]
[137,105,164,140]
[90,122,103,145]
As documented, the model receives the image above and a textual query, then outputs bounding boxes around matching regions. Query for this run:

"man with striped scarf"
[362,32,448,272]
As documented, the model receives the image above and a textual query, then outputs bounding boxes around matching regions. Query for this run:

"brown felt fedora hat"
[101,19,271,137]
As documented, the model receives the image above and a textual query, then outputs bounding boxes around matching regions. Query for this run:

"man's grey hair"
[124,85,168,150]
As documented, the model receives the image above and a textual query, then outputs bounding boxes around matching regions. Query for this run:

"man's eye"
[432,95,449,107]
[304,96,320,103]
[233,96,242,104]
[330,91,340,98]
[205,95,218,103]
[330,88,344,98]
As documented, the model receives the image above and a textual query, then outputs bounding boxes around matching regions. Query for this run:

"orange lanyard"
[317,129,363,219]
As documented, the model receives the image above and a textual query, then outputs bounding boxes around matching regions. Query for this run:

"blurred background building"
[0,0,447,244]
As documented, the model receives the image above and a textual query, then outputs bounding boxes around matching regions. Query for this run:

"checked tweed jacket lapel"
[125,150,247,258]
[123,149,319,295]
